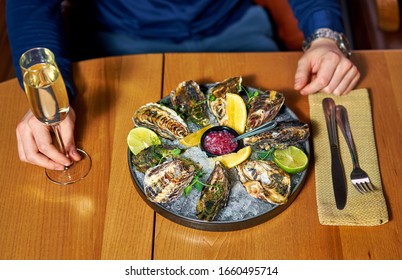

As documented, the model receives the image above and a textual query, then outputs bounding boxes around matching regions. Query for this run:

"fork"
[335,105,375,193]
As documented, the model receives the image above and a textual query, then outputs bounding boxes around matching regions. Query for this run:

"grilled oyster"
[243,120,309,150]
[132,144,182,173]
[133,103,189,140]
[196,161,231,221]
[170,80,209,126]
[144,158,199,203]
[236,160,291,205]
[246,90,284,131]
[207,76,242,125]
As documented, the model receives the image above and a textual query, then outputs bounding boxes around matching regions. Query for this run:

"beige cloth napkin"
[308,89,389,226]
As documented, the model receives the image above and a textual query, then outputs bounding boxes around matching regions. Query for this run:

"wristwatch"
[302,28,352,57]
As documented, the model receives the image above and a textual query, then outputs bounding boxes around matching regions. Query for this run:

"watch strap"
[302,28,352,57]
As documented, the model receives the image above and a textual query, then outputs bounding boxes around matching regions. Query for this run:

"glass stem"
[51,124,72,168]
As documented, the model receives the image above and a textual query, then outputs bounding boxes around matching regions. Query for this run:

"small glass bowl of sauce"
[200,126,243,157]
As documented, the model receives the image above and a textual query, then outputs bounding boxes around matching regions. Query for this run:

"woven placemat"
[308,89,388,226]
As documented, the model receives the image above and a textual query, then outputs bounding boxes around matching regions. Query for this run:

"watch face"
[338,34,352,56]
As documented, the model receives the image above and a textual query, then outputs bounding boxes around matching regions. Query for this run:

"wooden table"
[0,51,401,260]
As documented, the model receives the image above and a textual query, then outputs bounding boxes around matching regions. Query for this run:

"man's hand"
[16,107,81,170]
[294,39,360,96]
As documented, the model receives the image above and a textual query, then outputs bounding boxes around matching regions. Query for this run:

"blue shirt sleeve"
[7,0,345,98]
[289,0,344,37]
[6,0,75,98]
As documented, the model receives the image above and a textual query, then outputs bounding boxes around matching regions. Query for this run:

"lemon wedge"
[127,127,161,155]
[226,93,247,134]
[273,146,308,174]
[179,125,213,147]
[214,146,252,168]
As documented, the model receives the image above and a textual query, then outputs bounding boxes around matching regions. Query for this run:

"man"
[7,0,360,170]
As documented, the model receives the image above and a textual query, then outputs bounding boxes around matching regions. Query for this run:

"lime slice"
[273,146,308,174]
[179,124,213,147]
[226,93,247,134]
[127,127,161,155]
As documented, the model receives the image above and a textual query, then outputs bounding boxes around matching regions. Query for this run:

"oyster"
[144,158,199,203]
[133,103,189,140]
[132,144,182,173]
[246,90,285,131]
[196,161,231,221]
[207,76,242,125]
[170,80,209,126]
[236,160,291,205]
[243,120,309,150]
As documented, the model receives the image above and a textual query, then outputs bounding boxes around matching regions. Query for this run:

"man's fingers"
[59,110,81,161]
[332,68,361,96]
[18,123,65,170]
[32,122,71,166]
[16,110,71,170]
[294,58,312,91]
[300,56,338,95]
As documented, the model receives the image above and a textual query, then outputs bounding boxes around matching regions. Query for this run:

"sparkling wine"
[19,47,91,185]
[23,63,70,125]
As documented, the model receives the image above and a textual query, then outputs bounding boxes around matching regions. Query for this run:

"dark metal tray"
[128,85,309,231]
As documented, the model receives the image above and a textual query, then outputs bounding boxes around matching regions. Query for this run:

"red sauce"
[203,130,238,156]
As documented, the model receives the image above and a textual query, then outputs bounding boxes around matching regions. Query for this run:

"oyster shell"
[196,161,231,221]
[243,120,309,150]
[131,144,182,173]
[144,158,199,203]
[236,160,291,205]
[246,90,284,131]
[207,76,242,125]
[133,103,189,140]
[170,80,209,126]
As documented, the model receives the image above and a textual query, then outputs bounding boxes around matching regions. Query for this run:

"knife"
[322,98,347,210]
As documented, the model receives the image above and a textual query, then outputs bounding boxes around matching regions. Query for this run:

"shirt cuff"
[304,10,344,37]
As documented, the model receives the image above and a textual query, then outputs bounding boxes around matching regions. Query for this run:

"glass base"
[45,148,92,185]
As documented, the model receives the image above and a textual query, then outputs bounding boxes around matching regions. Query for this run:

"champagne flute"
[19,47,91,185]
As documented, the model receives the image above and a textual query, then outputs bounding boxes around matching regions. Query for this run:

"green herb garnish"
[242,85,260,105]
[255,148,275,161]
[157,147,182,165]
[183,170,227,198]
[183,170,205,197]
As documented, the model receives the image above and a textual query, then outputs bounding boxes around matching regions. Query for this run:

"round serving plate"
[128,84,310,231]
